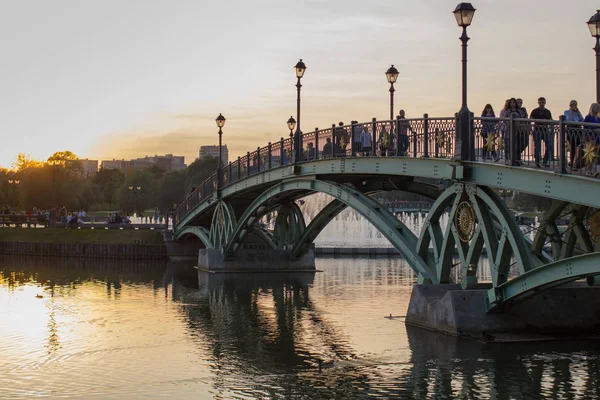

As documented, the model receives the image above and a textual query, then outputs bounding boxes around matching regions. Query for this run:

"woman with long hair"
[506,98,527,165]
[577,103,600,175]
[481,104,497,161]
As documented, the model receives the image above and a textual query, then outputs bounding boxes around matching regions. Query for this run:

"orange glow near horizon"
[2,1,600,168]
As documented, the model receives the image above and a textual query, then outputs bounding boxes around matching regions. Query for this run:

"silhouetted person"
[323,137,333,157]
[530,97,553,167]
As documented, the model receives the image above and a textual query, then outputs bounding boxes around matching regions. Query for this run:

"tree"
[157,170,186,214]
[186,156,219,190]
[47,150,83,176]
[92,168,125,207]
[116,169,158,215]
[12,153,43,171]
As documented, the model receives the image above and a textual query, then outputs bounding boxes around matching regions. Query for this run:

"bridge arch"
[417,183,535,288]
[223,177,435,282]
[175,226,212,248]
[290,180,442,259]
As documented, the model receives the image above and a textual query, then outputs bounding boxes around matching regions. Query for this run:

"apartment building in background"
[78,159,99,177]
[100,154,186,172]
[199,145,228,166]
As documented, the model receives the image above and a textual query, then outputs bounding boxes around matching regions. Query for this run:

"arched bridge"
[174,114,600,311]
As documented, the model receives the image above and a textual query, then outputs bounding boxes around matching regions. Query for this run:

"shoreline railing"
[175,115,600,226]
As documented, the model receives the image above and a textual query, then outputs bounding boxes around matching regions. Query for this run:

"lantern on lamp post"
[385,65,399,121]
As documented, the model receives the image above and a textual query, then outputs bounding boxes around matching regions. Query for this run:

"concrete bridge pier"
[197,245,316,273]
[405,283,600,342]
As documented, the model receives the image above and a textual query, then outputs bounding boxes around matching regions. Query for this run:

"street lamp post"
[128,184,142,216]
[453,2,476,161]
[385,65,399,120]
[215,113,226,190]
[587,10,600,103]
[47,159,64,207]
[294,59,306,163]
[7,178,20,209]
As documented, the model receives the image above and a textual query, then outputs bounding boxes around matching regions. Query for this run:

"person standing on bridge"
[506,98,527,165]
[334,122,347,156]
[481,104,498,161]
[499,99,511,161]
[517,98,528,118]
[323,137,333,158]
[564,100,585,168]
[397,110,410,156]
[361,125,372,155]
[581,103,600,175]
[530,97,554,168]
[351,121,362,156]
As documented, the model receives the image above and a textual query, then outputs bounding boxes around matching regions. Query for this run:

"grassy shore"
[0,228,165,245]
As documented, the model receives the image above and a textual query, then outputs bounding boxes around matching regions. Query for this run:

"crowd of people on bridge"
[481,98,600,174]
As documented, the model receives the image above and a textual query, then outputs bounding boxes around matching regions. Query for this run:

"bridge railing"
[472,116,600,175]
[174,115,600,226]
[175,116,458,225]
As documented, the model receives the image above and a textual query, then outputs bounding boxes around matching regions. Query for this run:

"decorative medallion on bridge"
[587,209,600,242]
[436,131,452,153]
[436,131,446,149]
[583,142,598,166]
[485,134,496,152]
[455,201,476,242]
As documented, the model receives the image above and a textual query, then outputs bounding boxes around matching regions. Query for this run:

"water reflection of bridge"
[168,267,600,399]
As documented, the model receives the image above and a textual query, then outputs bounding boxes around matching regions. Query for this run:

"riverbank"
[0,228,167,259]
[0,228,164,244]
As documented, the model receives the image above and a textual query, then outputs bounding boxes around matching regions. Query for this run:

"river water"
[1,255,598,399]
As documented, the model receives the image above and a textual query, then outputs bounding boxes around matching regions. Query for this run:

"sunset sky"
[1,0,599,168]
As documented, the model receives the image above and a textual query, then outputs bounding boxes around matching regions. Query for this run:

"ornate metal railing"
[174,114,600,226]
[472,116,600,174]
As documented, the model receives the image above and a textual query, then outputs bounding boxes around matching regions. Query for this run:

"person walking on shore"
[530,97,553,168]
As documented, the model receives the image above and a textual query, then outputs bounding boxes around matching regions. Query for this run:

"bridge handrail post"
[423,113,429,158]
[559,115,567,174]
[246,151,251,177]
[237,156,241,180]
[371,118,377,157]
[413,117,418,158]
[314,128,319,159]
[351,121,357,157]
[227,162,232,184]
[332,123,336,157]
[434,128,439,158]
[509,116,517,166]
[267,142,272,170]
[395,116,401,156]
[280,138,285,165]
[256,146,261,172]
[469,112,475,161]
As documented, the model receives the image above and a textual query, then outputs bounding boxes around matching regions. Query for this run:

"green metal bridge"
[173,115,600,312]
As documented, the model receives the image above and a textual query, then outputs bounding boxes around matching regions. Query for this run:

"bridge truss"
[173,116,600,312]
